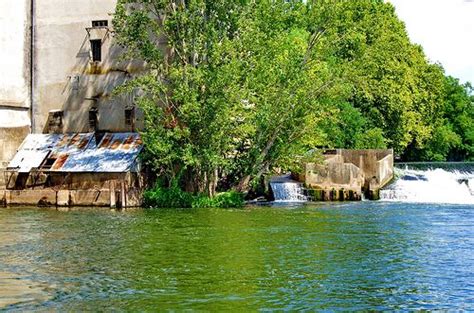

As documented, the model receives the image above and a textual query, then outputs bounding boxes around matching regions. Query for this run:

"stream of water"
[1,202,473,311]
[381,163,474,205]
[1,163,473,310]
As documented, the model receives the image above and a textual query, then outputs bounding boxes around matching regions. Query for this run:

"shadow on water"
[1,203,473,310]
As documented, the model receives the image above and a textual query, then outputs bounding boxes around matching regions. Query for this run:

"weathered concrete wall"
[0,1,32,166]
[376,153,394,188]
[2,188,141,208]
[33,0,145,134]
[305,161,365,200]
[0,126,30,166]
[1,171,143,207]
[338,149,393,186]
[2,189,110,207]
[0,0,31,110]
[305,162,364,190]
[303,149,394,201]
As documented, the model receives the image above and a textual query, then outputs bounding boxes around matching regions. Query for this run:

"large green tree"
[114,0,473,196]
[114,0,344,194]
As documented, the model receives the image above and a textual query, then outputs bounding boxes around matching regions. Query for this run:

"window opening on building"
[90,39,102,62]
[89,108,98,131]
[47,110,63,133]
[125,107,135,128]
[41,156,57,170]
[92,20,108,27]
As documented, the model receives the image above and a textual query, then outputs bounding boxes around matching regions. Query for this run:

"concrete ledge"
[1,188,141,208]
[306,188,362,201]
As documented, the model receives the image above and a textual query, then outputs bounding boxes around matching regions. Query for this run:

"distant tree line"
[114,0,473,196]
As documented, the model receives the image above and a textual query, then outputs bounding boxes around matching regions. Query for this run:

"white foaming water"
[380,168,474,205]
[270,182,307,202]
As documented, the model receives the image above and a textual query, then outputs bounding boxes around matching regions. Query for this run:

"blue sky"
[389,0,474,84]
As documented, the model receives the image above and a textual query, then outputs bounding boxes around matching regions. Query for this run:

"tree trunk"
[237,128,280,192]
[236,175,251,192]
[207,168,218,197]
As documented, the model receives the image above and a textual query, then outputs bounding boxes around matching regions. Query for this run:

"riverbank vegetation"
[143,187,244,208]
[114,0,473,198]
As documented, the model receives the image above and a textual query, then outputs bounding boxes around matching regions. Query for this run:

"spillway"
[380,163,474,205]
[270,174,307,202]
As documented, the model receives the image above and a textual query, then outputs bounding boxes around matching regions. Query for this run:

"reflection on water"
[0,203,473,310]
[0,272,49,308]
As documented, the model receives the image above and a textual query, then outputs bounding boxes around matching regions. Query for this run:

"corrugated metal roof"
[7,133,143,173]
[8,150,50,173]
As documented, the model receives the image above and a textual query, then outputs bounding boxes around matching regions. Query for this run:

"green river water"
[1,202,473,311]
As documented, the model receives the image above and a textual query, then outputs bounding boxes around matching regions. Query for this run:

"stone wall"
[1,184,142,208]
[2,189,108,207]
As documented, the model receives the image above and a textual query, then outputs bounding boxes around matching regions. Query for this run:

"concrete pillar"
[120,180,126,208]
[109,181,116,208]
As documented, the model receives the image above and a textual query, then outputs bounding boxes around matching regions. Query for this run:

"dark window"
[42,157,57,170]
[48,111,63,128]
[92,20,108,27]
[90,39,102,62]
[89,109,98,131]
[125,108,135,127]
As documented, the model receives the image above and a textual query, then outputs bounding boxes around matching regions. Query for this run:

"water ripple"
[0,203,473,310]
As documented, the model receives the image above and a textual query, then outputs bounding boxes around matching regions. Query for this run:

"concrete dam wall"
[303,149,394,201]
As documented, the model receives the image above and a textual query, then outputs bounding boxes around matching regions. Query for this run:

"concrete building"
[1,1,147,207]
[0,0,144,166]
[0,1,32,167]
[303,149,394,200]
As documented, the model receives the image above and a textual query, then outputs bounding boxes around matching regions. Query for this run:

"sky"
[388,0,474,84]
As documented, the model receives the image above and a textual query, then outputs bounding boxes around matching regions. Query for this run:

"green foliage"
[424,124,462,161]
[192,192,245,208]
[401,77,473,161]
[318,101,367,149]
[143,187,244,208]
[354,128,387,149]
[114,0,474,195]
[143,186,194,208]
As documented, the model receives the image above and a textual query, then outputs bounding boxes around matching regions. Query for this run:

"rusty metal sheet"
[59,133,142,172]
[52,154,69,170]
[8,132,142,173]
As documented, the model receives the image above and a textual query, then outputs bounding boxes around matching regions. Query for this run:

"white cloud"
[388,0,474,84]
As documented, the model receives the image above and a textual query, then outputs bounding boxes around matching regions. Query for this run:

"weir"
[270,175,307,202]
[380,163,474,205]
[303,149,393,201]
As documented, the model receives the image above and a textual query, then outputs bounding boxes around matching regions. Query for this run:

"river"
[1,202,473,310]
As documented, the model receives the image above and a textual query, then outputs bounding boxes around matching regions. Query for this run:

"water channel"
[1,201,473,310]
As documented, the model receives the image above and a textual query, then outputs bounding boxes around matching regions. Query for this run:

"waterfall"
[380,166,474,205]
[270,175,307,202]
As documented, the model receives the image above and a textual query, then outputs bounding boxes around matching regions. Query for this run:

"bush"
[143,187,244,208]
[143,186,193,208]
[192,191,245,208]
